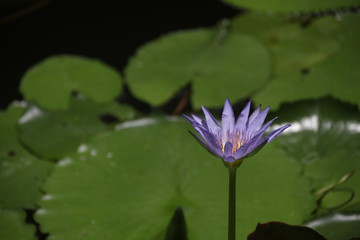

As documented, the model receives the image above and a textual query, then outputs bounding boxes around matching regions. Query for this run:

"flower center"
[221,133,244,155]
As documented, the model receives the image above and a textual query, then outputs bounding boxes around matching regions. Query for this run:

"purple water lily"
[184,99,290,167]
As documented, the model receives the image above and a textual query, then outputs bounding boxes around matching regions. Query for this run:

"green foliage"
[20,55,123,110]
[126,27,271,107]
[305,213,360,240]
[1,4,360,240]
[0,104,53,209]
[221,0,360,12]
[35,119,313,240]
[253,14,360,109]
[17,97,137,159]
[0,209,36,240]
[272,98,360,213]
[232,13,342,76]
[126,12,360,110]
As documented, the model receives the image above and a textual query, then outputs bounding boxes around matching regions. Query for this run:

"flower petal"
[191,114,203,125]
[259,117,278,132]
[188,131,221,158]
[198,126,223,156]
[247,123,291,154]
[183,114,205,139]
[234,129,266,159]
[224,141,233,158]
[247,106,261,127]
[221,99,235,143]
[201,106,220,134]
[224,156,236,163]
[234,101,251,134]
[248,106,270,135]
[266,124,291,143]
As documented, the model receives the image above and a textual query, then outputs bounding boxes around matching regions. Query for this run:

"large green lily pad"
[126,27,271,108]
[271,97,360,212]
[0,209,36,240]
[36,118,313,240]
[253,14,360,109]
[232,13,342,76]
[222,0,360,12]
[20,55,122,110]
[17,97,137,159]
[305,212,360,240]
[0,104,53,209]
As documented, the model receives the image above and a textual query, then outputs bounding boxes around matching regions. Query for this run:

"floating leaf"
[36,118,313,240]
[305,212,360,240]
[222,0,360,12]
[271,97,360,212]
[17,97,137,159]
[254,14,360,109]
[20,55,122,110]
[232,13,342,75]
[126,27,271,107]
[0,209,36,240]
[0,104,53,209]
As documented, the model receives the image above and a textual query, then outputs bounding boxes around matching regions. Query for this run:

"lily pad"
[270,97,360,212]
[232,13,342,76]
[36,118,313,240]
[0,104,53,209]
[0,209,36,240]
[254,14,360,109]
[222,0,360,12]
[20,55,122,110]
[126,27,271,108]
[17,96,137,159]
[305,212,360,240]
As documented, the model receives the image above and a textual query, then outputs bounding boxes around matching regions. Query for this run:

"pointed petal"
[188,131,221,157]
[248,106,261,127]
[244,114,275,142]
[245,123,291,156]
[248,106,270,134]
[183,114,206,139]
[259,117,278,133]
[235,101,251,134]
[191,114,203,124]
[266,124,291,143]
[183,114,196,125]
[221,99,235,143]
[234,129,266,159]
[242,123,291,160]
[198,126,222,157]
[201,106,220,134]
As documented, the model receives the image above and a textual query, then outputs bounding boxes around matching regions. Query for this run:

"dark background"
[0,0,240,109]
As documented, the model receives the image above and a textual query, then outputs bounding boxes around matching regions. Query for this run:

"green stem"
[228,167,237,240]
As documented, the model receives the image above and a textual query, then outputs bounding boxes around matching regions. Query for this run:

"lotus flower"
[184,99,290,167]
